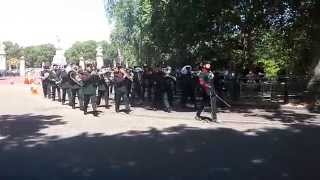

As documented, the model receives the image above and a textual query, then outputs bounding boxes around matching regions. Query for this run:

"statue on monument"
[96,46,103,57]
[96,45,104,69]
[52,35,67,66]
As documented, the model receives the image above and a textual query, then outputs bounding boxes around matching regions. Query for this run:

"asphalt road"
[1,81,320,180]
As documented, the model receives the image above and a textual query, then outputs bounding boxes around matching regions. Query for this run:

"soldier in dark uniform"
[81,63,99,116]
[48,64,62,101]
[97,67,112,108]
[151,67,162,111]
[194,62,214,120]
[125,68,133,100]
[69,65,84,110]
[142,65,153,103]
[161,66,176,113]
[40,65,51,98]
[59,65,72,105]
[131,67,143,106]
[113,65,131,113]
[180,65,195,107]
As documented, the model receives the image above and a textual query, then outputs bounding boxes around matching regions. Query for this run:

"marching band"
[40,61,221,122]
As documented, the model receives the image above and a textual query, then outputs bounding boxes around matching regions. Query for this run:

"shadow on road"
[0,114,65,144]
[0,113,319,180]
[219,107,318,124]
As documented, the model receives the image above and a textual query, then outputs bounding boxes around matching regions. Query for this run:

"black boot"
[125,108,131,114]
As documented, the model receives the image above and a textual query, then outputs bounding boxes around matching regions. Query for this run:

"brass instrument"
[69,69,83,86]
[99,68,113,85]
[120,68,133,81]
[167,74,177,82]
[43,72,50,80]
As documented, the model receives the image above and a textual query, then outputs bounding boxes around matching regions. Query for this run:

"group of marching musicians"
[39,61,219,121]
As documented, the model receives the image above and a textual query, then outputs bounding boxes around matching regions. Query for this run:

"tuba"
[69,69,83,86]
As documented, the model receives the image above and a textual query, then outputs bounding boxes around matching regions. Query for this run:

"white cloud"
[0,0,113,48]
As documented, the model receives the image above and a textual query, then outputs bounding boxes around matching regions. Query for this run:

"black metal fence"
[227,76,319,103]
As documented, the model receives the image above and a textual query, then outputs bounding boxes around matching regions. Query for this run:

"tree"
[104,0,320,74]
[65,41,98,63]
[23,44,56,68]
[3,41,23,60]
[255,30,291,77]
[101,40,118,66]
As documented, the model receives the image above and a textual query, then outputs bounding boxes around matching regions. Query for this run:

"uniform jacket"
[114,72,129,92]
[60,70,71,89]
[81,71,99,95]
[40,69,50,83]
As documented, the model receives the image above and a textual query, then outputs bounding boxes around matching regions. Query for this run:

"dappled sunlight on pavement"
[1,84,320,179]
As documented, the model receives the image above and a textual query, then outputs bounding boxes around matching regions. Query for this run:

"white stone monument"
[96,45,104,69]
[52,36,67,66]
[19,56,26,76]
[79,57,85,70]
[0,42,7,71]
[117,48,124,67]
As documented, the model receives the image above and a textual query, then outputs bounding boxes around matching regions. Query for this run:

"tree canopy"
[23,44,56,67]
[3,42,56,68]
[64,40,97,63]
[104,0,320,77]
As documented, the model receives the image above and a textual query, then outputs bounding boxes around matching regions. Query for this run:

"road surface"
[1,80,320,180]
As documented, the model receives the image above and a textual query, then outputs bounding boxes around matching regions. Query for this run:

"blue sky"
[0,0,113,48]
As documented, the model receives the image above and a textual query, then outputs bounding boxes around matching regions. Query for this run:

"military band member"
[161,66,176,113]
[113,65,131,114]
[69,65,84,110]
[48,64,62,101]
[151,67,162,110]
[81,63,99,116]
[142,65,153,102]
[131,67,144,106]
[194,62,214,120]
[180,65,195,107]
[40,65,51,98]
[59,65,72,105]
[97,67,112,108]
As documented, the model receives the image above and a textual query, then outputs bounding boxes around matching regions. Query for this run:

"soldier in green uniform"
[81,63,99,116]
[194,62,216,121]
